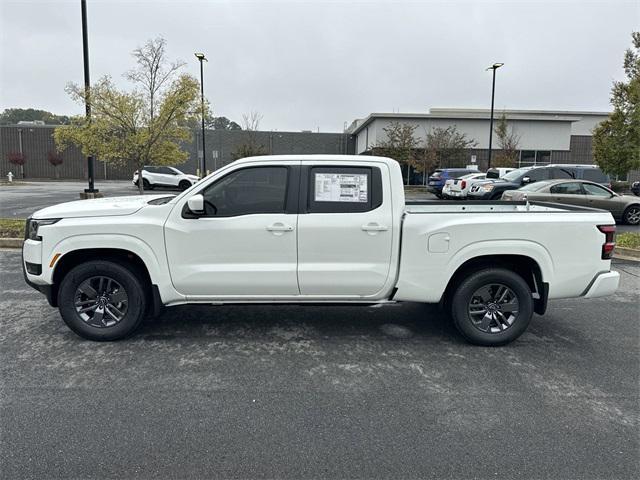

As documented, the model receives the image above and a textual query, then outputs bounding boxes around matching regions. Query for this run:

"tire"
[450,268,533,346]
[58,260,147,341]
[179,180,191,191]
[623,205,640,225]
[142,179,152,190]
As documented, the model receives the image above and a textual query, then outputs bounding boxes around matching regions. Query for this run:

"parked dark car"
[632,181,640,196]
[468,164,610,200]
[427,168,478,198]
[501,179,640,225]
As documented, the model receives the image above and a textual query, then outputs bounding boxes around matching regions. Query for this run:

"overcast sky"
[1,0,638,132]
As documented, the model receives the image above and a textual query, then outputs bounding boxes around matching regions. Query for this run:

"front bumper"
[21,245,57,307]
[583,271,620,299]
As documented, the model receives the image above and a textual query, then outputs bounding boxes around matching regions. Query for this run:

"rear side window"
[552,168,576,179]
[582,169,609,183]
[308,166,382,213]
[550,182,583,195]
[201,166,288,216]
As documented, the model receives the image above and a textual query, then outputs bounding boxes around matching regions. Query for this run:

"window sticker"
[314,173,368,202]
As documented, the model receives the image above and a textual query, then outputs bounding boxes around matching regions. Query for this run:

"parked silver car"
[502,179,640,225]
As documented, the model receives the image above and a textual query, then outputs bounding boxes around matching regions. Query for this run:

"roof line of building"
[348,108,611,135]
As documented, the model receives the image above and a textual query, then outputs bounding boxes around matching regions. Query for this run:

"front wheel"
[623,205,640,225]
[450,268,533,346]
[179,180,191,191]
[58,260,147,341]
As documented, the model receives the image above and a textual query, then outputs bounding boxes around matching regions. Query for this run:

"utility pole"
[194,53,207,176]
[486,62,504,170]
[81,0,98,195]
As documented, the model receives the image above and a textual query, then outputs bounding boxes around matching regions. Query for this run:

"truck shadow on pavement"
[137,302,465,345]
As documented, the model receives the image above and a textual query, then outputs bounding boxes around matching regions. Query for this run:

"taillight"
[461,180,466,189]
[597,225,616,259]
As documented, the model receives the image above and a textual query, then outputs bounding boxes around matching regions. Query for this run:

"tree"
[422,126,477,172]
[7,152,26,178]
[0,108,70,125]
[47,151,64,179]
[125,37,185,120]
[211,116,241,130]
[593,31,640,178]
[493,113,521,168]
[54,39,200,194]
[373,122,419,184]
[232,111,267,160]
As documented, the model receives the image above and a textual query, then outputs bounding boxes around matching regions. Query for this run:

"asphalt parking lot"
[1,249,638,479]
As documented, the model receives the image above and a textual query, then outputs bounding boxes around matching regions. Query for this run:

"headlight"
[25,218,61,241]
[481,184,495,192]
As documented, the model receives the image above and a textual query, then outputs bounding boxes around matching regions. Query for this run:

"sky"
[0,0,638,132]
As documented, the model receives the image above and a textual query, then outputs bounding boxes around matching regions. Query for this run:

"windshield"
[519,180,552,191]
[461,173,484,180]
[169,167,184,175]
[430,171,442,178]
[502,168,531,182]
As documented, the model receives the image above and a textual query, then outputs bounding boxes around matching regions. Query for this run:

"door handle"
[361,223,389,232]
[266,223,294,232]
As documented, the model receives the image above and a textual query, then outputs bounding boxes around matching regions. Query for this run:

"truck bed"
[404,200,596,215]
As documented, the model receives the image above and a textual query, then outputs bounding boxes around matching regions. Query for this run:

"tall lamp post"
[486,62,504,169]
[194,52,207,176]
[80,0,98,194]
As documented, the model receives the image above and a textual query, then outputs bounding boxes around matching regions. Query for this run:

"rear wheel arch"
[441,254,547,315]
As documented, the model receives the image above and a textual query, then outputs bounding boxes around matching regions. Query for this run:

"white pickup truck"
[23,155,620,346]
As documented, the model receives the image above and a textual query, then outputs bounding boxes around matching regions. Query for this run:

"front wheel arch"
[52,248,153,309]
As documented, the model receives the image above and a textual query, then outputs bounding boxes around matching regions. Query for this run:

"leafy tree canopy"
[54,37,200,193]
[593,32,640,178]
[0,108,70,125]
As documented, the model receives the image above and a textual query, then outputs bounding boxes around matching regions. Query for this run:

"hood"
[33,194,172,219]
[186,174,199,181]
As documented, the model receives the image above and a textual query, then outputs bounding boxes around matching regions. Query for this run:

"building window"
[519,150,535,167]
[536,151,551,164]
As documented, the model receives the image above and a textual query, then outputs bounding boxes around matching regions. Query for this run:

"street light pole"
[81,0,97,193]
[194,53,207,176]
[486,62,504,170]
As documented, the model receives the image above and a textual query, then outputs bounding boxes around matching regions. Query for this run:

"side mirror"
[187,194,204,214]
[521,176,531,185]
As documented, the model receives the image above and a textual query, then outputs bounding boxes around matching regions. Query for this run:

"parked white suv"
[24,155,619,346]
[133,166,199,191]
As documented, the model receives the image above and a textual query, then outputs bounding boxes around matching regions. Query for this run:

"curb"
[0,238,23,248]
[615,246,640,261]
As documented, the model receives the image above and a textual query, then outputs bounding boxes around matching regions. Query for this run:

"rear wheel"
[58,260,147,341]
[450,268,533,346]
[623,205,640,225]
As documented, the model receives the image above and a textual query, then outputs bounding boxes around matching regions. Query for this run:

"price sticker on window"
[314,173,368,202]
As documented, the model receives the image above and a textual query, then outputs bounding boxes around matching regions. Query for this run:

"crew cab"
[23,155,620,346]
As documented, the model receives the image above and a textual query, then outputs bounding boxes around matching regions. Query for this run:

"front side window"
[550,182,583,195]
[201,167,288,216]
[583,183,612,197]
[527,168,550,182]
